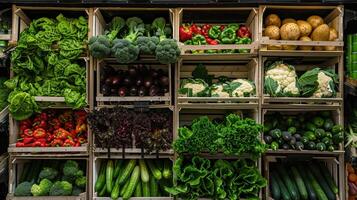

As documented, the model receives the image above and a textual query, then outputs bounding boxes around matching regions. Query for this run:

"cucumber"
[30,161,42,183]
[298,165,317,200]
[139,160,150,183]
[163,160,172,179]
[270,172,281,200]
[134,180,142,197]
[318,162,339,194]
[95,160,106,192]
[142,181,150,197]
[119,160,136,185]
[106,160,114,193]
[273,171,290,200]
[277,165,299,200]
[99,183,107,197]
[155,160,163,171]
[150,173,159,197]
[113,160,123,179]
[111,175,121,200]
[290,166,308,200]
[20,163,31,183]
[120,180,130,197]
[147,160,162,180]
[123,166,140,200]
[309,164,336,200]
[306,169,328,200]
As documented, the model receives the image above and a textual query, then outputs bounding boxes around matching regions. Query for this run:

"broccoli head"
[49,181,73,196]
[31,179,53,196]
[64,160,79,169]
[155,39,181,64]
[14,181,33,196]
[136,36,159,55]
[111,39,139,63]
[106,16,125,41]
[152,17,167,41]
[88,35,111,59]
[75,176,86,189]
[124,17,145,42]
[39,167,58,180]
[62,160,84,183]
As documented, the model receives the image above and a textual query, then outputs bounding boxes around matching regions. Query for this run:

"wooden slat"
[0,106,9,123]
[260,38,343,46]
[8,144,88,153]
[0,34,11,40]
[14,8,30,26]
[259,49,343,57]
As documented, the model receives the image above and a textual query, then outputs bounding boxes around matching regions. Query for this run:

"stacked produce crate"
[259,5,345,200]
[6,6,92,199]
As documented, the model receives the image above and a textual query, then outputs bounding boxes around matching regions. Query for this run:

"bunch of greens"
[0,77,10,110]
[5,14,88,120]
[173,114,266,158]
[165,156,266,200]
[88,16,180,64]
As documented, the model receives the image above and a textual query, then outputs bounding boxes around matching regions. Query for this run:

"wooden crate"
[0,7,12,41]
[7,156,89,200]
[92,157,173,200]
[8,108,89,156]
[95,58,172,107]
[259,5,344,55]
[263,155,344,200]
[262,108,344,154]
[176,58,259,108]
[260,55,344,108]
[175,7,258,57]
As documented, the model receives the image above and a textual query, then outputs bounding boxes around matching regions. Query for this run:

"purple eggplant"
[136,76,144,86]
[128,66,137,77]
[112,76,121,86]
[118,87,127,97]
[150,69,159,78]
[101,85,111,96]
[160,76,169,86]
[105,77,113,86]
[110,88,117,95]
[129,86,138,96]
[144,77,153,88]
[149,85,159,96]
[138,86,147,96]
[123,77,132,86]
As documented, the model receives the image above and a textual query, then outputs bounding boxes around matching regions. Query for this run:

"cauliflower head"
[312,71,335,98]
[211,84,230,97]
[179,79,209,97]
[231,79,256,97]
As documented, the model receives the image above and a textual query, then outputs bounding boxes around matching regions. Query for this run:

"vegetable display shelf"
[0,34,11,40]
[176,58,259,108]
[7,156,88,200]
[262,108,344,154]
[260,55,344,109]
[0,153,8,177]
[95,57,172,107]
[174,7,258,56]
[259,5,343,54]
[263,155,344,200]
[0,106,9,123]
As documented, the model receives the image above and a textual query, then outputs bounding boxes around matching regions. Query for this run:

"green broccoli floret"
[14,181,33,196]
[136,36,159,54]
[39,167,58,180]
[88,35,111,59]
[31,179,53,196]
[49,181,73,196]
[105,16,125,41]
[62,160,83,183]
[111,39,139,63]
[124,17,145,42]
[152,17,180,64]
[71,186,83,196]
[75,176,86,189]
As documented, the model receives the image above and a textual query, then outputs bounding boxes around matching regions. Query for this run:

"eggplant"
[138,86,147,97]
[160,76,169,86]
[136,76,144,86]
[138,64,148,73]
[128,66,137,77]
[149,85,159,96]
[123,77,132,86]
[112,76,121,86]
[144,77,153,88]
[118,87,127,97]
[162,87,169,94]
[150,69,159,78]
[129,86,138,96]
[157,69,164,76]
[105,77,113,86]
[101,85,111,96]
[110,88,117,95]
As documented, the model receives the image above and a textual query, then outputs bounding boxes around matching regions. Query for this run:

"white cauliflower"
[211,84,230,97]
[264,61,299,96]
[179,79,209,97]
[231,79,255,97]
[312,71,334,98]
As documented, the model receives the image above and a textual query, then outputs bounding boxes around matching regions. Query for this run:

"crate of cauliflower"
[178,63,257,104]
[264,61,339,103]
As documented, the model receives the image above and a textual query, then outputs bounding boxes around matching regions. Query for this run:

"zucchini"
[155,160,163,171]
[147,160,162,180]
[134,180,142,197]
[163,160,172,179]
[119,160,136,185]
[306,169,328,200]
[298,165,317,200]
[273,171,290,200]
[95,160,106,192]
[290,166,308,200]
[139,160,150,183]
[277,165,299,200]
[113,160,123,179]
[99,183,107,197]
[142,181,150,197]
[120,180,130,197]
[106,160,114,193]
[270,172,281,200]
[310,164,336,200]
[319,163,339,194]
[150,172,159,197]
[111,175,121,200]
[123,166,140,200]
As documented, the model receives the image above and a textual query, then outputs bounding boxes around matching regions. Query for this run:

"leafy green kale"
[7,91,39,120]
[39,167,58,180]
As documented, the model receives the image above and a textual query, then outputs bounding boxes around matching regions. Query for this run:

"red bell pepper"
[179,24,193,42]
[206,38,219,45]
[75,123,87,134]
[63,137,76,147]
[220,25,226,31]
[33,128,46,139]
[33,119,47,130]
[23,137,34,144]
[16,142,26,147]
[32,141,43,147]
[46,134,54,142]
[40,112,48,121]
[23,129,33,137]
[19,119,32,128]
[20,124,29,133]
[201,24,212,37]
[64,121,74,131]
[237,25,251,38]
[191,24,202,35]
[74,110,87,117]
[54,128,70,140]
[77,137,86,144]
[51,139,64,147]
[49,118,61,130]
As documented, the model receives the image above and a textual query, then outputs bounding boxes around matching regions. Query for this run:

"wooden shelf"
[96,96,171,102]
[6,194,86,200]
[8,144,89,157]
[265,149,344,155]
[259,49,343,57]
[93,148,174,159]
[0,34,11,40]
[0,106,9,122]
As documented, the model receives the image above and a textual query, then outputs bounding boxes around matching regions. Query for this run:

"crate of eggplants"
[100,65,170,97]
